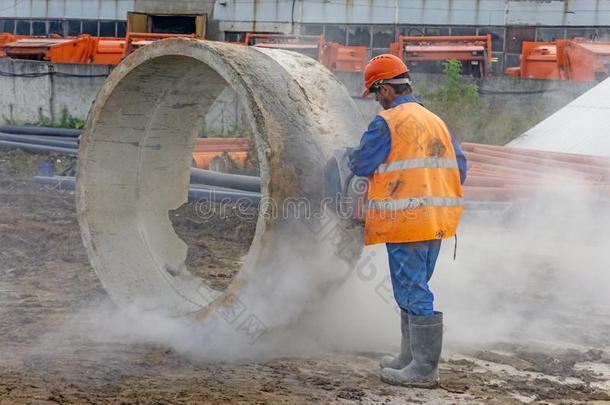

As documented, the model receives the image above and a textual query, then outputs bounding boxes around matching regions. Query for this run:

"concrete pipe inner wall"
[76,38,364,317]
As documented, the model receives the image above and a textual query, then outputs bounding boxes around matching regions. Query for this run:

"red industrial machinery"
[192,138,252,171]
[1,35,98,63]
[0,33,32,58]
[0,33,195,64]
[506,39,610,81]
[243,33,367,72]
[1,32,367,72]
[389,34,493,77]
[505,41,560,80]
[556,39,610,81]
[0,33,16,44]
[90,36,127,64]
[122,32,196,59]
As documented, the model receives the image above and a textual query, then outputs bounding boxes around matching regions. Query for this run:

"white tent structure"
[508,78,610,156]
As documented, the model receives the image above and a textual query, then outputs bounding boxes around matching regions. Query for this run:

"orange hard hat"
[362,54,410,97]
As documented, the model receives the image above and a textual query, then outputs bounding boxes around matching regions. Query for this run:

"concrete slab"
[508,78,610,156]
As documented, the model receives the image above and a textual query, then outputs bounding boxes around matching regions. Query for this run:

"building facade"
[214,0,610,72]
[1,0,610,70]
[0,0,214,37]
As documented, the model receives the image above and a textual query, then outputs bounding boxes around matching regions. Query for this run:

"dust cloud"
[15,176,610,366]
[436,181,610,351]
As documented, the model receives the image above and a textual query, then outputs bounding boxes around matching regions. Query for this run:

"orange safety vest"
[364,102,464,245]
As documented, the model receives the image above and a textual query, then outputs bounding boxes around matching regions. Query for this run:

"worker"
[347,54,467,387]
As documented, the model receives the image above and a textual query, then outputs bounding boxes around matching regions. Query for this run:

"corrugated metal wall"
[214,0,610,26]
[0,0,134,20]
[3,1,610,26]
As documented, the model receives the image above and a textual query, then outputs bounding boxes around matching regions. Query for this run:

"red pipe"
[462,142,610,167]
[468,161,602,183]
[464,186,536,201]
[469,146,610,177]
[465,151,604,182]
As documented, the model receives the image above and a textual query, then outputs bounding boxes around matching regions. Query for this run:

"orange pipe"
[465,177,542,188]
[195,138,250,146]
[462,142,610,167]
[464,186,537,201]
[469,146,610,177]
[467,171,531,180]
[465,151,604,181]
[467,161,601,182]
[467,162,541,176]
[464,174,576,188]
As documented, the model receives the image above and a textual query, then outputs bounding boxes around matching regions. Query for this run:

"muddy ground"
[1,150,610,404]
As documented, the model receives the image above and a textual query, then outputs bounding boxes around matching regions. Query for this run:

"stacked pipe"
[0,125,80,155]
[4,127,609,208]
[32,171,262,205]
[0,125,262,205]
[32,175,261,206]
[462,142,610,203]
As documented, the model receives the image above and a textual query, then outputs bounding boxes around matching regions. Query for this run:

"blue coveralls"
[348,95,467,317]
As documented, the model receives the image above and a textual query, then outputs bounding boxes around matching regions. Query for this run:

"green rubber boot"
[379,310,412,369]
[380,312,443,388]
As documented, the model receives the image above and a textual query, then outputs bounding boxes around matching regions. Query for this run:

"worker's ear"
[383,84,397,97]
[379,84,392,97]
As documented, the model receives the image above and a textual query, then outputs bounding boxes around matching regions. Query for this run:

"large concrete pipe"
[76,38,365,317]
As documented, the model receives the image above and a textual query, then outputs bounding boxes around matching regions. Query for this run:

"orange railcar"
[390,34,493,77]
[91,37,126,64]
[0,33,195,65]
[1,35,97,63]
[505,41,560,80]
[506,39,610,81]
[121,32,196,59]
[243,33,367,72]
[0,33,23,57]
[320,42,367,72]
[556,39,610,81]
[191,138,251,171]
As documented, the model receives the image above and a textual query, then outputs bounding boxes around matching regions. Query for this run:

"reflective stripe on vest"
[376,157,459,174]
[368,196,464,211]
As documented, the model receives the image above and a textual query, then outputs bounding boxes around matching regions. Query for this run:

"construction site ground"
[2,150,610,404]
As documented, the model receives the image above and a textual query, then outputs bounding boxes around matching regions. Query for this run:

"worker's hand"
[324,149,368,225]
[334,148,355,195]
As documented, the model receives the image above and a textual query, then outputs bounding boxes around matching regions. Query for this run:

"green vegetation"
[35,108,86,129]
[416,60,548,145]
[4,108,85,129]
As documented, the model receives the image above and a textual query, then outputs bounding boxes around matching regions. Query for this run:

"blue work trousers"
[386,240,442,317]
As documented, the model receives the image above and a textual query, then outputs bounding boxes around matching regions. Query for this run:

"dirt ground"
[2,150,610,404]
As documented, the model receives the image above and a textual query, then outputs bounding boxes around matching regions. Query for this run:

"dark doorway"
[505,26,536,54]
[150,15,196,34]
